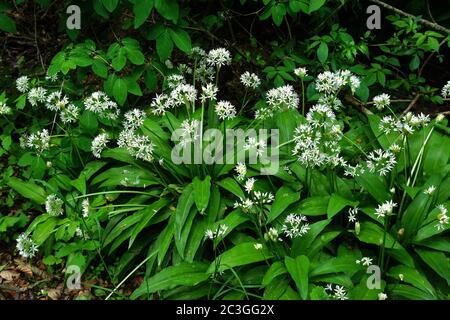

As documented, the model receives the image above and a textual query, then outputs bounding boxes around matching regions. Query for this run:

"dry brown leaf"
[0,270,20,282]
[47,288,62,300]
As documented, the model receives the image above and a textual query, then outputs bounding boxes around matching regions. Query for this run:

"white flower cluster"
[294,67,308,78]
[356,256,373,266]
[315,70,360,95]
[46,91,69,111]
[16,233,38,259]
[84,91,120,120]
[167,74,186,89]
[375,200,397,219]
[263,85,299,115]
[206,48,232,68]
[243,137,267,158]
[27,87,47,107]
[292,105,344,169]
[325,284,348,300]
[150,93,174,116]
[372,93,390,110]
[201,83,218,102]
[16,76,30,93]
[171,83,197,106]
[379,112,430,136]
[435,204,448,231]
[91,133,110,158]
[215,100,236,120]
[60,104,80,124]
[123,109,147,130]
[441,80,450,98]
[281,214,310,239]
[234,162,247,181]
[178,119,200,147]
[82,199,90,218]
[205,224,228,240]
[45,194,64,216]
[366,149,397,176]
[240,71,261,89]
[21,129,50,155]
[348,207,359,223]
[0,101,11,115]
[117,130,155,162]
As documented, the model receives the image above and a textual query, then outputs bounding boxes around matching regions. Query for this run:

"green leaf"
[309,256,356,277]
[327,193,357,219]
[133,0,154,28]
[415,248,450,285]
[388,284,436,300]
[216,177,244,199]
[192,176,211,213]
[388,265,435,296]
[154,0,179,22]
[289,196,330,216]
[7,177,46,204]
[292,219,332,256]
[208,242,273,273]
[156,29,173,61]
[285,255,310,300]
[355,171,390,203]
[401,190,432,241]
[175,184,195,256]
[80,110,98,136]
[92,60,108,78]
[32,217,58,245]
[113,78,128,106]
[309,0,326,13]
[262,261,287,287]
[271,3,286,27]
[131,262,209,299]
[125,48,145,65]
[268,186,300,222]
[0,13,16,33]
[101,0,118,12]
[169,28,192,53]
[289,0,308,13]
[112,47,127,71]
[317,42,328,64]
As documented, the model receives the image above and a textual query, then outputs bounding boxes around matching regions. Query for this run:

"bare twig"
[401,93,421,115]
[369,0,450,34]
[418,38,448,78]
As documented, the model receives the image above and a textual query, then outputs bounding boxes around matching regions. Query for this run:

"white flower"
[266,85,299,111]
[254,191,274,204]
[390,143,402,153]
[424,185,436,196]
[177,63,192,75]
[27,87,47,106]
[240,71,261,89]
[91,133,109,158]
[206,48,232,68]
[294,67,308,78]
[244,137,267,158]
[348,207,358,223]
[24,129,50,154]
[254,243,263,250]
[171,84,197,105]
[150,93,174,116]
[436,204,449,231]
[60,104,80,124]
[16,76,29,93]
[205,224,228,240]
[189,47,206,60]
[281,214,310,239]
[441,80,450,98]
[215,100,236,120]
[45,71,59,82]
[45,194,64,216]
[378,292,388,300]
[46,91,69,111]
[201,83,218,102]
[356,256,373,266]
[16,233,38,258]
[84,91,120,120]
[234,162,247,181]
[117,130,155,162]
[373,93,391,110]
[399,274,404,281]
[167,74,185,89]
[123,109,146,130]
[75,227,90,240]
[244,178,256,193]
[0,101,11,115]
[266,227,280,242]
[366,149,396,176]
[81,199,90,218]
[178,119,200,147]
[325,284,333,292]
[233,197,254,213]
[375,200,397,219]
[333,285,348,300]
[315,70,358,95]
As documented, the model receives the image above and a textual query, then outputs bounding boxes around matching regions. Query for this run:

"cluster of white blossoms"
[294,67,308,78]
[21,129,50,155]
[215,100,236,120]
[292,106,344,169]
[423,185,436,196]
[205,224,228,240]
[206,48,232,68]
[167,74,186,89]
[243,137,267,158]
[178,119,200,147]
[45,194,64,216]
[348,207,359,223]
[84,91,120,120]
[75,227,90,240]
[240,71,261,89]
[46,91,69,111]
[356,256,373,266]
[253,191,274,204]
[233,197,254,212]
[201,83,218,102]
[265,227,281,242]
[244,177,256,193]
[16,232,38,259]
[171,83,197,106]
[81,199,90,218]
[435,204,449,231]
[375,200,397,219]
[27,87,47,107]
[260,85,299,118]
[281,214,310,239]
[234,162,247,181]
[0,101,11,115]
[150,93,174,116]
[325,284,348,300]
[117,130,155,162]
[315,70,360,95]
[372,93,390,110]
[123,109,147,130]
[366,149,397,176]
[441,80,450,98]
[60,104,80,124]
[379,112,430,136]
[16,76,30,93]
[91,133,110,158]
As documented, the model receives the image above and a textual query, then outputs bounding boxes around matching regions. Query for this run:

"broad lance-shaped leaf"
[415,248,450,286]
[268,186,300,222]
[175,184,195,257]
[285,255,310,300]
[262,261,287,287]
[216,177,244,199]
[327,193,358,219]
[207,242,273,273]
[192,175,211,213]
[131,262,209,299]
[388,265,436,297]
[7,177,47,204]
